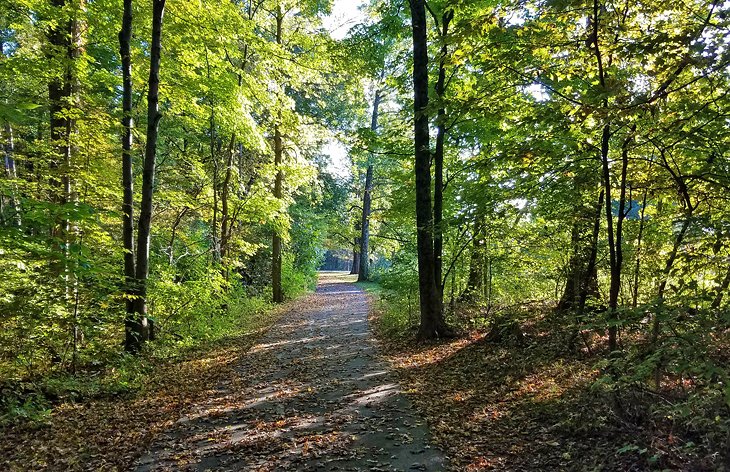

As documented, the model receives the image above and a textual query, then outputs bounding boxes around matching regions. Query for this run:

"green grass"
[354,280,383,294]
[356,280,421,338]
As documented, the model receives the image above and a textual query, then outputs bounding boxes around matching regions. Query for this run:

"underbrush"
[0,278,273,426]
[366,284,730,470]
[0,287,308,470]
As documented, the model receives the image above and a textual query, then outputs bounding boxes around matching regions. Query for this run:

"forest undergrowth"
[0,293,301,471]
[366,284,730,471]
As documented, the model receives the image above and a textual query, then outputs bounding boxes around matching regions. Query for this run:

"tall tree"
[46,0,83,262]
[119,0,136,351]
[271,4,284,303]
[431,7,453,299]
[2,122,20,226]
[129,0,166,351]
[357,85,382,281]
[409,0,449,339]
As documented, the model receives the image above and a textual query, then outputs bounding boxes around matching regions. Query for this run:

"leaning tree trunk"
[652,145,697,344]
[652,213,692,341]
[119,0,137,352]
[410,0,449,339]
[129,0,165,352]
[357,87,382,282]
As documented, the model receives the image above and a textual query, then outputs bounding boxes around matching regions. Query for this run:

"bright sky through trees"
[321,0,368,179]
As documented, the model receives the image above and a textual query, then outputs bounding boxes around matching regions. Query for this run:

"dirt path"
[135,272,445,471]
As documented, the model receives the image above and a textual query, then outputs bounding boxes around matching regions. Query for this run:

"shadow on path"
[135,272,445,471]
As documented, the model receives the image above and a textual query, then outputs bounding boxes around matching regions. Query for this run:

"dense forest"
[2,0,730,469]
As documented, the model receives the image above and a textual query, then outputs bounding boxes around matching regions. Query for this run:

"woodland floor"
[4,274,718,471]
[1,273,442,471]
[372,304,723,471]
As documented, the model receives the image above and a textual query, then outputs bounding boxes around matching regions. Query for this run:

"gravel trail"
[135,272,445,471]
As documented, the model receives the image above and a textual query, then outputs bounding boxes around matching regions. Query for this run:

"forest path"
[135,272,445,471]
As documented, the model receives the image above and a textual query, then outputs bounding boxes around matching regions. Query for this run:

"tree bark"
[433,9,453,299]
[3,123,21,226]
[652,214,692,341]
[357,87,382,281]
[47,0,81,245]
[272,122,283,302]
[558,200,600,311]
[410,0,449,339]
[129,0,165,352]
[462,212,485,301]
[712,265,730,309]
[350,232,360,275]
[220,133,236,261]
[119,0,137,351]
[271,7,284,303]
[577,189,604,313]
[631,190,648,308]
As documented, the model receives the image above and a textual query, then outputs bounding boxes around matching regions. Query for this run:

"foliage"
[0,0,362,422]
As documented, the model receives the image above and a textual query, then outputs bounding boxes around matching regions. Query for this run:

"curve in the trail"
[135,272,445,471]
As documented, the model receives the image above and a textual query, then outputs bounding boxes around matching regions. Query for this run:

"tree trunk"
[410,0,449,339]
[119,0,137,351]
[271,7,284,304]
[129,0,165,352]
[558,201,600,311]
[577,189,604,313]
[652,214,692,341]
[3,123,21,226]
[210,105,220,263]
[220,133,235,262]
[47,0,81,243]
[433,9,453,299]
[167,207,187,265]
[47,0,72,205]
[350,232,360,275]
[272,123,283,302]
[608,130,632,350]
[2,31,19,225]
[47,0,83,344]
[632,190,648,308]
[357,87,382,282]
[652,144,697,343]
[559,221,583,310]
[462,213,484,301]
[593,0,623,352]
[712,265,730,309]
